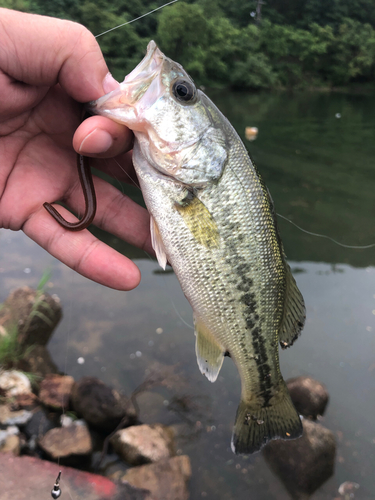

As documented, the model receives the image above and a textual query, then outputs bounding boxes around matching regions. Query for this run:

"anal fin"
[150,215,168,270]
[194,315,224,383]
[279,264,306,349]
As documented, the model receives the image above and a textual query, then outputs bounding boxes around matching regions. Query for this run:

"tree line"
[2,0,375,90]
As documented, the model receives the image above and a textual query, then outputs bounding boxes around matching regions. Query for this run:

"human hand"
[0,9,152,290]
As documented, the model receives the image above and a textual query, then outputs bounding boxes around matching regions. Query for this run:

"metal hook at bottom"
[51,471,62,499]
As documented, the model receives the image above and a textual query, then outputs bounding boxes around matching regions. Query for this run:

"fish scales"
[89,41,306,454]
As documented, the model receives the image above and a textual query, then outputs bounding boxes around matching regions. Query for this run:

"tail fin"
[231,388,302,454]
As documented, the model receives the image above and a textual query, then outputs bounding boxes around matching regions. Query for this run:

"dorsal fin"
[279,264,306,349]
[150,215,168,270]
[194,314,225,382]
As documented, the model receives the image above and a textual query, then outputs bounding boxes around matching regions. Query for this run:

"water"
[1,91,374,499]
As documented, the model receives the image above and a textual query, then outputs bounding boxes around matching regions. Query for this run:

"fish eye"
[172,80,196,103]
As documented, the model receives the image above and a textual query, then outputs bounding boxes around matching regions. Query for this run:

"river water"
[1,91,374,499]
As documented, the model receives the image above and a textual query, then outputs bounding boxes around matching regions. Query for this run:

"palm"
[0,9,152,290]
[0,84,151,290]
[1,86,80,229]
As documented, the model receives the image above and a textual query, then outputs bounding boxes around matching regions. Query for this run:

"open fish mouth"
[87,41,166,125]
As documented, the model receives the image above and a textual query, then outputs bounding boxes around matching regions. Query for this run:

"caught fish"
[88,41,306,454]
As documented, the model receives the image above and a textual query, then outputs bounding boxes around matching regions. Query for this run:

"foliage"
[0,271,51,369]
[0,324,26,368]
[1,0,375,89]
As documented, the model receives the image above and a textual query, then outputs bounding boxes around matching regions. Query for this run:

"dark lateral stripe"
[251,327,273,406]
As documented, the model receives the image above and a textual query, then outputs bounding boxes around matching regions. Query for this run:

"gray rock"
[263,419,336,499]
[39,374,74,409]
[287,376,329,419]
[38,421,93,459]
[0,286,62,347]
[71,377,137,432]
[23,407,58,439]
[120,455,191,500]
[110,423,175,465]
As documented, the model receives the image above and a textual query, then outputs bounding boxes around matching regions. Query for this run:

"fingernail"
[79,128,113,154]
[103,72,119,94]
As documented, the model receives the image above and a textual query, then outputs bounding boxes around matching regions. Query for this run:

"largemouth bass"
[89,41,306,454]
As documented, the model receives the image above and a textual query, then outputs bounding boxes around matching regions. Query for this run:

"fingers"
[0,8,116,102]
[73,116,133,158]
[62,172,153,255]
[23,204,142,291]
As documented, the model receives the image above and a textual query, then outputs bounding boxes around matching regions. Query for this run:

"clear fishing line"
[277,213,375,249]
[95,0,179,38]
[50,0,374,495]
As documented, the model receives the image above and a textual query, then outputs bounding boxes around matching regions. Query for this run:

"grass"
[0,270,52,370]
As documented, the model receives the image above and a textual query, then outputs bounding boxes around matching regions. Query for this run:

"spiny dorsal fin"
[175,196,220,249]
[150,215,168,270]
[279,264,306,349]
[194,314,224,382]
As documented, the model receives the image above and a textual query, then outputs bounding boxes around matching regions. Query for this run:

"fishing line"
[277,213,375,249]
[95,0,179,38]
[111,157,140,190]
[51,269,76,499]
[142,248,194,329]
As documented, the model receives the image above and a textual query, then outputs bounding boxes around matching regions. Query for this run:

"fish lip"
[86,40,165,119]
[124,40,164,84]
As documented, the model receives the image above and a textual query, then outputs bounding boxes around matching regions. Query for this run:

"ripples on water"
[1,91,374,499]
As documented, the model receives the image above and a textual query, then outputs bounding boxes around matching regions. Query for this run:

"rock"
[71,377,137,432]
[39,374,74,409]
[0,454,152,499]
[287,376,329,419]
[0,370,32,397]
[0,430,8,447]
[110,423,175,465]
[38,420,93,459]
[0,405,33,425]
[11,391,39,410]
[23,407,58,439]
[0,434,20,455]
[0,426,20,456]
[0,286,62,347]
[60,414,74,427]
[18,344,59,378]
[338,481,360,497]
[263,419,336,499]
[121,455,191,500]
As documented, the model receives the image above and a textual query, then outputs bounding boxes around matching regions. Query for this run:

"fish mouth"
[86,41,165,126]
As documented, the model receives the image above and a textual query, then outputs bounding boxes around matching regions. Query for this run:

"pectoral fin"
[175,196,220,249]
[279,264,306,349]
[150,215,168,270]
[194,315,224,382]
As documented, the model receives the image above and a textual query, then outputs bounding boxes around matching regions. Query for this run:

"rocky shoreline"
[0,286,346,500]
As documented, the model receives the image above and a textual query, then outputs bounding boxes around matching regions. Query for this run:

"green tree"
[321,19,375,85]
